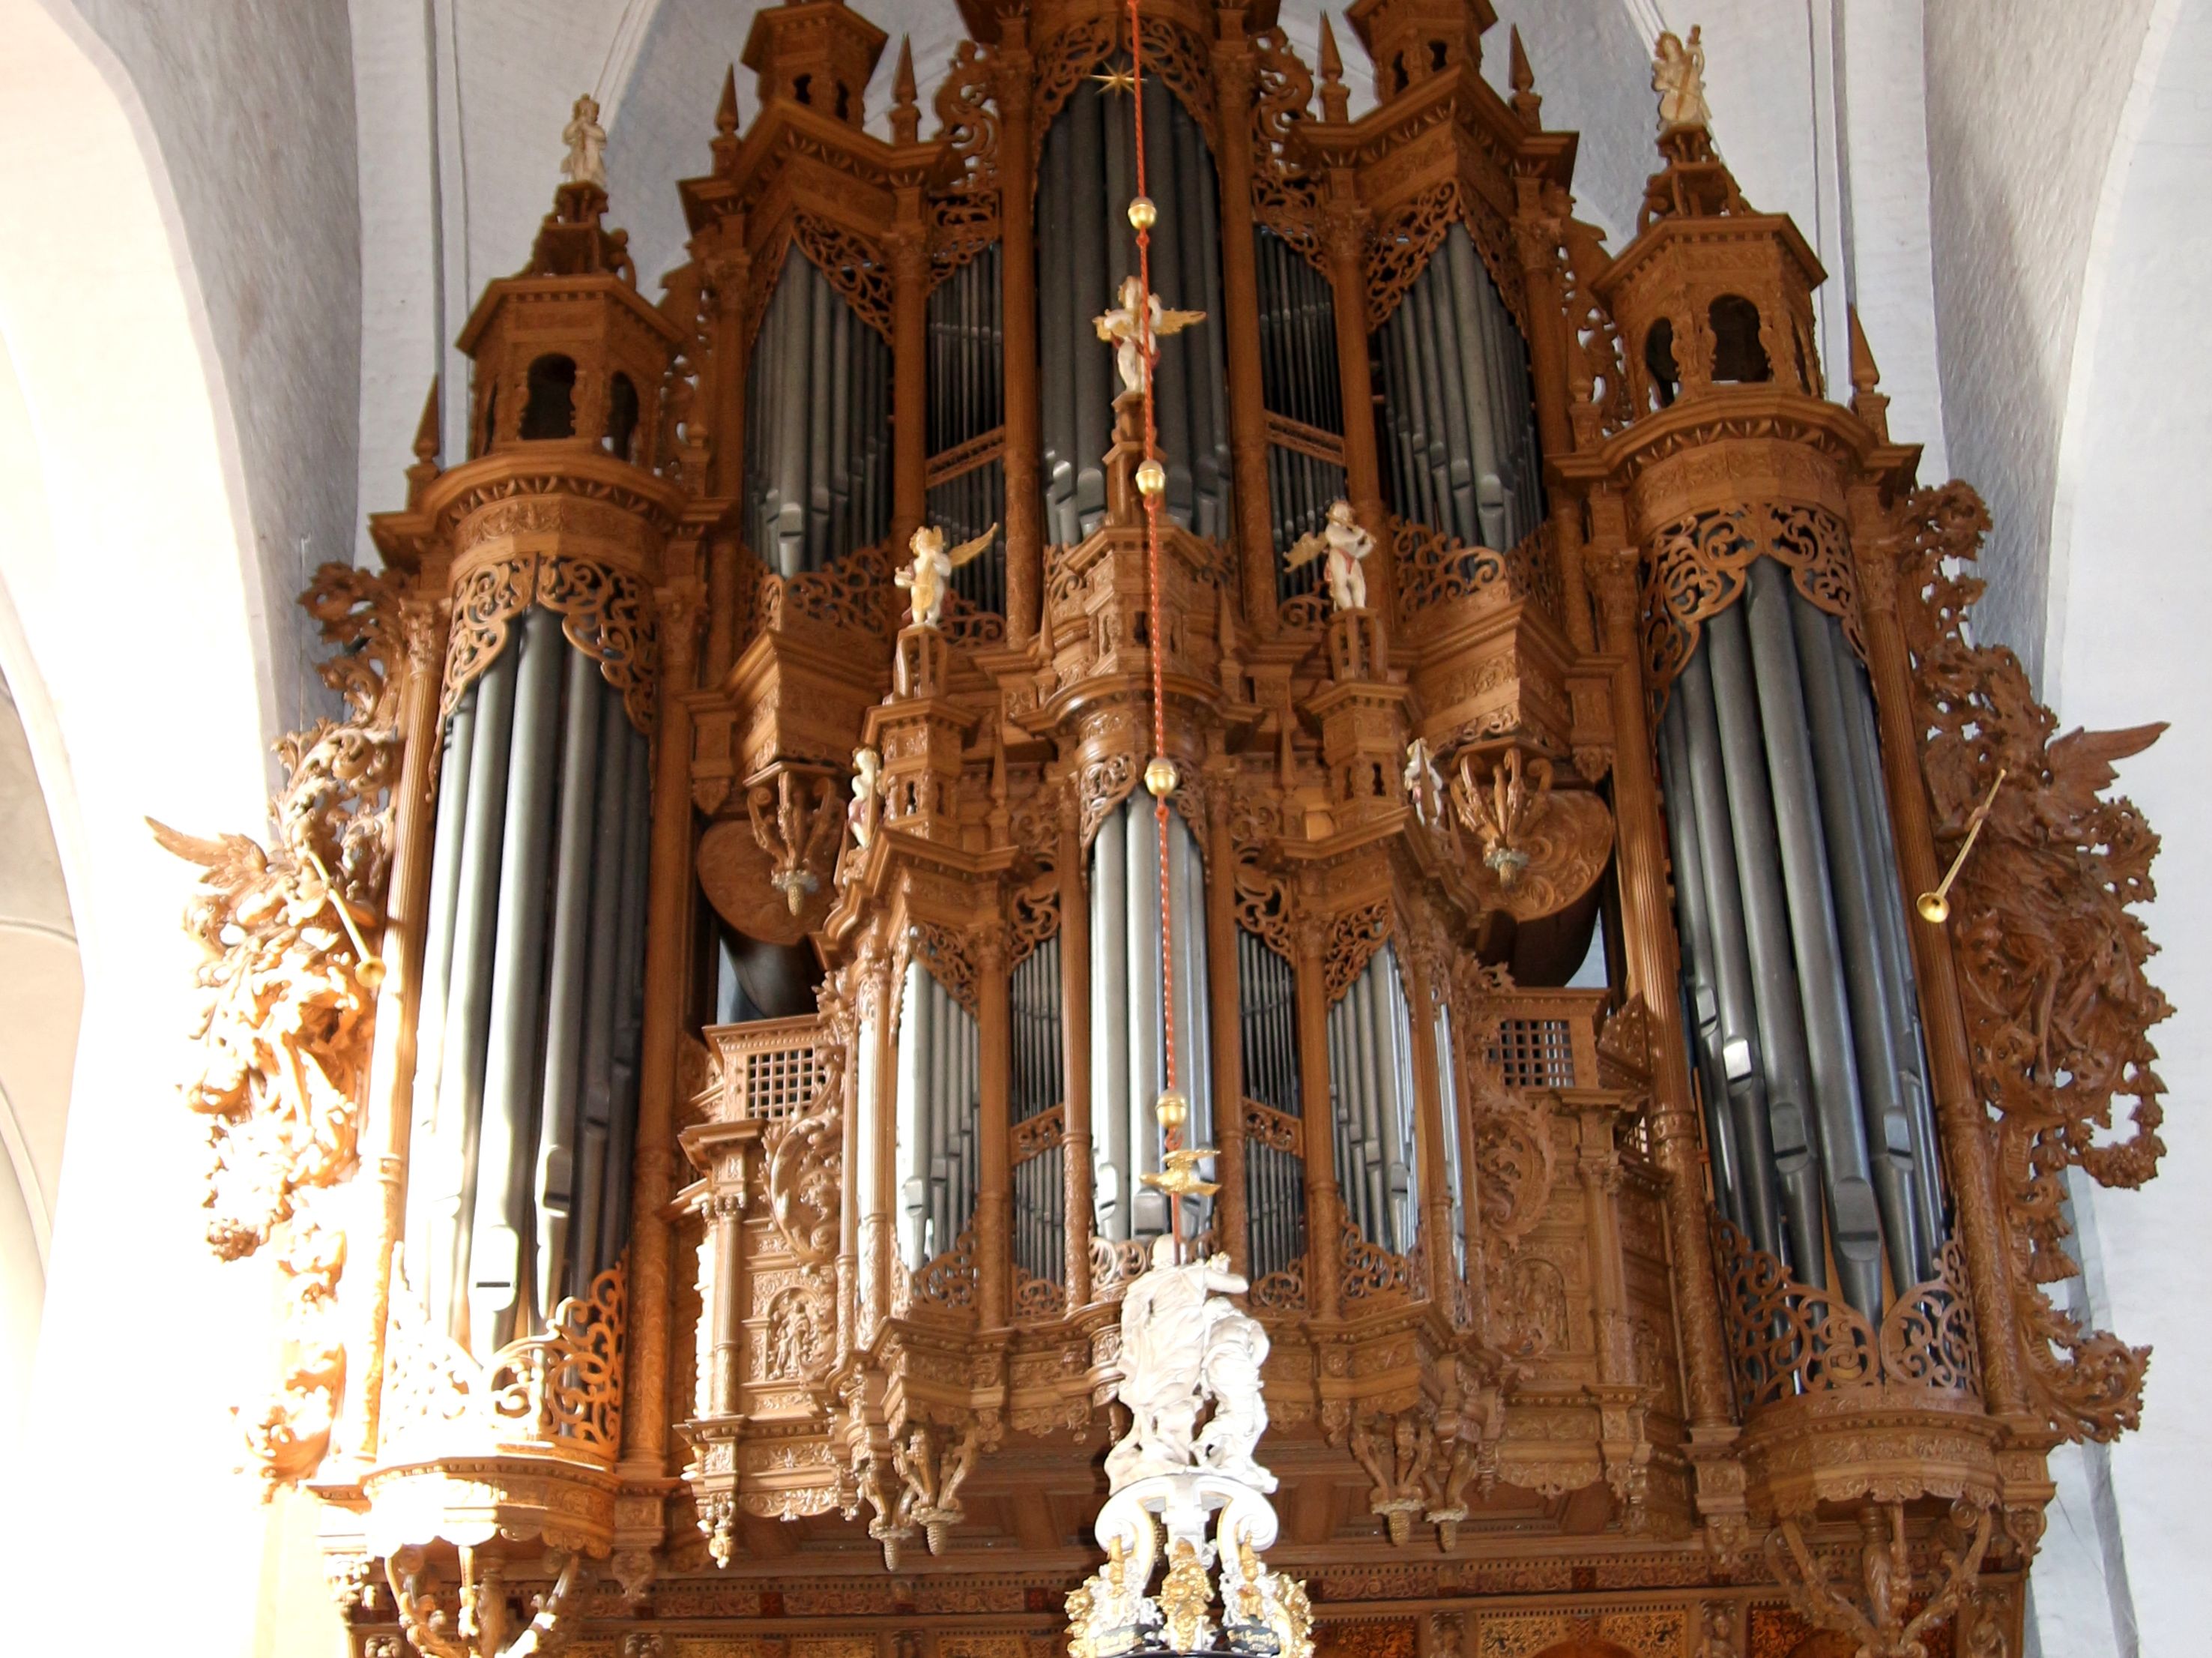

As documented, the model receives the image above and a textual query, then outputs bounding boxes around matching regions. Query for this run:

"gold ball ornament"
[1154,1089,1190,1133]
[1144,756,1179,797]
[1128,195,1158,230]
[1135,458,1167,496]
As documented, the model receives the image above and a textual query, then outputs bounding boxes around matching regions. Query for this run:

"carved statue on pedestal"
[1285,499,1373,612]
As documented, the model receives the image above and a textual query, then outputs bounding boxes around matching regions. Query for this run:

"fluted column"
[1209,20,1278,635]
[1852,509,2030,1417]
[1293,917,1342,1320]
[352,592,449,1463]
[1586,543,1732,1429]
[995,21,1043,645]
[617,576,704,1478]
[1401,947,1456,1311]
[1513,196,1598,654]
[1321,184,1392,617]
[891,186,930,549]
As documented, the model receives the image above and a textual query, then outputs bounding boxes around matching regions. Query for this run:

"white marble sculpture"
[1094,275,1206,400]
[1652,27,1709,135]
[1069,1231,1310,1658]
[1284,498,1374,612]
[897,522,997,630]
[562,94,608,189]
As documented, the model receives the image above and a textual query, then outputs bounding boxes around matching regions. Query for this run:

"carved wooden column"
[995,19,1043,645]
[1293,917,1343,1320]
[976,926,1012,1327]
[352,591,449,1464]
[1208,15,1278,636]
[1321,184,1393,618]
[1057,817,1095,1305]
[1204,783,1248,1275]
[702,238,753,686]
[1584,542,1732,1431]
[1401,944,1457,1312]
[1575,1103,1634,1386]
[891,185,931,549]
[1513,193,1598,654]
[865,946,901,1338]
[619,576,705,1481]
[702,1187,746,1418]
[1852,510,2031,1419]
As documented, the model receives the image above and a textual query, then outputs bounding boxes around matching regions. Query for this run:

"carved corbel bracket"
[1764,1497,1995,1658]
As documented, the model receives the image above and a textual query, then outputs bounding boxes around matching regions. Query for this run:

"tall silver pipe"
[532,642,604,1315]
[1704,601,1829,1282]
[427,642,519,1338]
[1660,690,1744,1228]
[405,686,477,1304]
[1794,595,1926,1290]
[1091,805,1130,1237]
[470,606,566,1347]
[569,681,630,1288]
[1445,231,1503,544]
[598,714,650,1272]
[1741,560,1882,1315]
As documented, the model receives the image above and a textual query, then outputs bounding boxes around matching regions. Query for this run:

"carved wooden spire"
[1848,306,1891,439]
[1508,26,1541,127]
[712,64,741,170]
[408,378,441,498]
[1317,14,1351,123]
[889,36,920,145]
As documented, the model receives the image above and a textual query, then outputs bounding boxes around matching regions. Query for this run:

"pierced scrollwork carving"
[766,1046,845,1268]
[1892,482,2168,1441]
[928,40,1001,278]
[151,563,407,1494]
[1321,901,1391,1004]
[909,921,980,1016]
[1394,519,1562,625]
[384,1543,589,1658]
[763,540,898,638]
[793,212,893,342]
[1338,1224,1420,1305]
[1248,27,1325,272]
[444,551,658,730]
[1642,501,1865,699]
[1365,181,1526,336]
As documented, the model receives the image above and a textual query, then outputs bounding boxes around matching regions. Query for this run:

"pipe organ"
[166,6,2175,1656]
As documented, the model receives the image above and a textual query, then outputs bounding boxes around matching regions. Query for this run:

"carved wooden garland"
[441,550,658,732]
[1892,482,2167,1442]
[1029,12,1216,173]
[928,40,1002,283]
[1364,180,1528,337]
[1640,501,1866,702]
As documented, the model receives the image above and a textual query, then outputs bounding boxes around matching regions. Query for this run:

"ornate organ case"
[166,5,2172,1657]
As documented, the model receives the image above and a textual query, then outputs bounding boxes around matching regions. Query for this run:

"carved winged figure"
[1403,737,1444,824]
[898,521,997,629]
[1652,26,1709,134]
[1095,274,1206,400]
[561,93,607,188]
[1284,498,1373,612]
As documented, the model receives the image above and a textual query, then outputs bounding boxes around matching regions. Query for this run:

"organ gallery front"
[159,4,2176,1657]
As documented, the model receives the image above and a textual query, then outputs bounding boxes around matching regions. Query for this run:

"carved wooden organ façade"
[176,3,2172,1654]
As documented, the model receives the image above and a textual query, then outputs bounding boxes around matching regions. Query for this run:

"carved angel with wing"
[1284,498,1372,612]
[1096,274,1206,400]
[898,521,997,630]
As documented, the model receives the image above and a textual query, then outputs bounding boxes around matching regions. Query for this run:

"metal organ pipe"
[1660,555,1953,1317]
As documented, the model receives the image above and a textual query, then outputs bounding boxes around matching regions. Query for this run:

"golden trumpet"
[301,845,387,988]
[1915,768,2007,925]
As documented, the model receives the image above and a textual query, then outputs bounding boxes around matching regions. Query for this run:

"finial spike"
[1318,12,1343,79]
[1317,13,1350,123]
[889,36,920,145]
[716,64,740,136]
[1508,26,1541,126]
[413,378,441,464]
[1847,304,1879,391]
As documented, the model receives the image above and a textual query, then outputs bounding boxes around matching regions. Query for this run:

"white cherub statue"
[896,521,997,630]
[1284,499,1374,612]
[847,747,881,851]
[1094,274,1207,400]
[562,94,608,189]
[1652,27,1709,135]
[1403,738,1444,824]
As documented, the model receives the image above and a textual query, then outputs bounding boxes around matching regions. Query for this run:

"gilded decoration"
[1891,483,2167,1442]
[1640,501,1865,697]
[151,562,406,1494]
[442,550,659,731]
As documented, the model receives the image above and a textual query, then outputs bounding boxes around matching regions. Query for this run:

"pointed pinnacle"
[1318,13,1344,80]
[412,377,441,464]
[1509,26,1532,91]
[716,64,739,136]
[1847,304,1881,391]
[894,36,916,105]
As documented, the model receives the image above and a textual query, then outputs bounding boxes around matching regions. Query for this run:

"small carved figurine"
[847,747,882,851]
[562,94,608,188]
[897,521,997,630]
[1095,274,1206,400]
[1284,498,1373,612]
[1652,26,1709,134]
[1403,737,1444,823]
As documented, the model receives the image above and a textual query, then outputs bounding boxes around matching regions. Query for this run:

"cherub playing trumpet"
[1095,274,1206,399]
[1283,498,1374,612]
[897,521,997,630]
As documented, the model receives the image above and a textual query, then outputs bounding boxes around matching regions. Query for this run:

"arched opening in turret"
[792,73,812,106]
[1708,295,1771,383]
[1645,318,1681,409]
[522,353,578,438]
[604,371,640,461]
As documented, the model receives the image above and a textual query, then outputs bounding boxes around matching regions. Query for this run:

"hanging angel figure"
[1095,274,1206,400]
[897,521,997,630]
[1403,737,1445,825]
[1284,498,1374,612]
[1652,27,1709,135]
[561,94,608,189]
